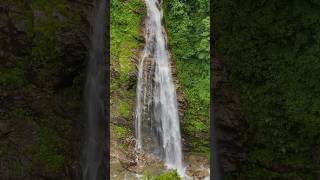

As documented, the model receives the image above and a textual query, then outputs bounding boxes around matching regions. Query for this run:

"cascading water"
[135,0,184,176]
[81,0,107,180]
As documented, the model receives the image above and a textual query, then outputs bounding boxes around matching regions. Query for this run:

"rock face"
[213,47,248,176]
[0,1,95,179]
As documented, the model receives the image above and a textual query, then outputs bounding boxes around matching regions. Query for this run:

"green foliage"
[119,100,130,118]
[110,0,144,152]
[112,124,130,150]
[163,0,210,152]
[113,125,129,140]
[32,127,64,174]
[144,170,182,180]
[215,0,320,178]
[110,0,144,119]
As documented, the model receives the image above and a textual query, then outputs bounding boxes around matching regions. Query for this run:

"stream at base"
[110,152,210,180]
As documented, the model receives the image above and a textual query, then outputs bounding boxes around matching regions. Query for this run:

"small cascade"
[81,0,107,180]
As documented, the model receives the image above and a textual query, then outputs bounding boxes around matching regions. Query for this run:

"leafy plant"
[163,0,210,152]
[143,170,182,180]
[214,0,320,178]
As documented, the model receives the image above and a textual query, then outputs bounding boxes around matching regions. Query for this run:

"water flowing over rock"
[135,0,184,176]
[81,0,107,180]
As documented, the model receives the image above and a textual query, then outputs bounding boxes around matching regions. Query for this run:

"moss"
[118,42,137,79]
[110,0,145,153]
[112,124,130,150]
[119,99,130,119]
[113,125,129,140]
[32,127,64,174]
[110,0,144,108]
[0,67,26,87]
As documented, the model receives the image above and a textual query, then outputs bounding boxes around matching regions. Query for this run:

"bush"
[144,170,182,180]
[214,0,320,178]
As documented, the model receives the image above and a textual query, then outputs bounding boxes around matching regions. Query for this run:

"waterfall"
[135,0,184,176]
[81,0,107,180]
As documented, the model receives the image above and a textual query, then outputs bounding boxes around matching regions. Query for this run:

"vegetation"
[110,0,145,148]
[1,0,210,178]
[163,0,210,154]
[1,0,86,178]
[215,0,320,179]
[143,170,182,180]
[110,0,210,178]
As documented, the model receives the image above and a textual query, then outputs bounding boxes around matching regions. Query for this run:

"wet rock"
[53,11,67,21]
[127,72,137,90]
[34,10,46,21]
[113,116,131,127]
[213,47,247,175]
[313,145,320,179]
[184,152,210,179]
[0,0,95,179]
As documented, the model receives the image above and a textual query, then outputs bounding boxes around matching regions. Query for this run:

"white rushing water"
[135,0,185,177]
[81,0,106,179]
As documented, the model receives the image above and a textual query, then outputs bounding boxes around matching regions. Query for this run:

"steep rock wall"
[0,1,95,179]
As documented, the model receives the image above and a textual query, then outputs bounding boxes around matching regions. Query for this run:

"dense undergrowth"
[162,0,210,154]
[215,0,320,179]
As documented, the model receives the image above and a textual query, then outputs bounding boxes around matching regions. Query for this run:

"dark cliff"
[0,1,95,179]
[213,47,247,179]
